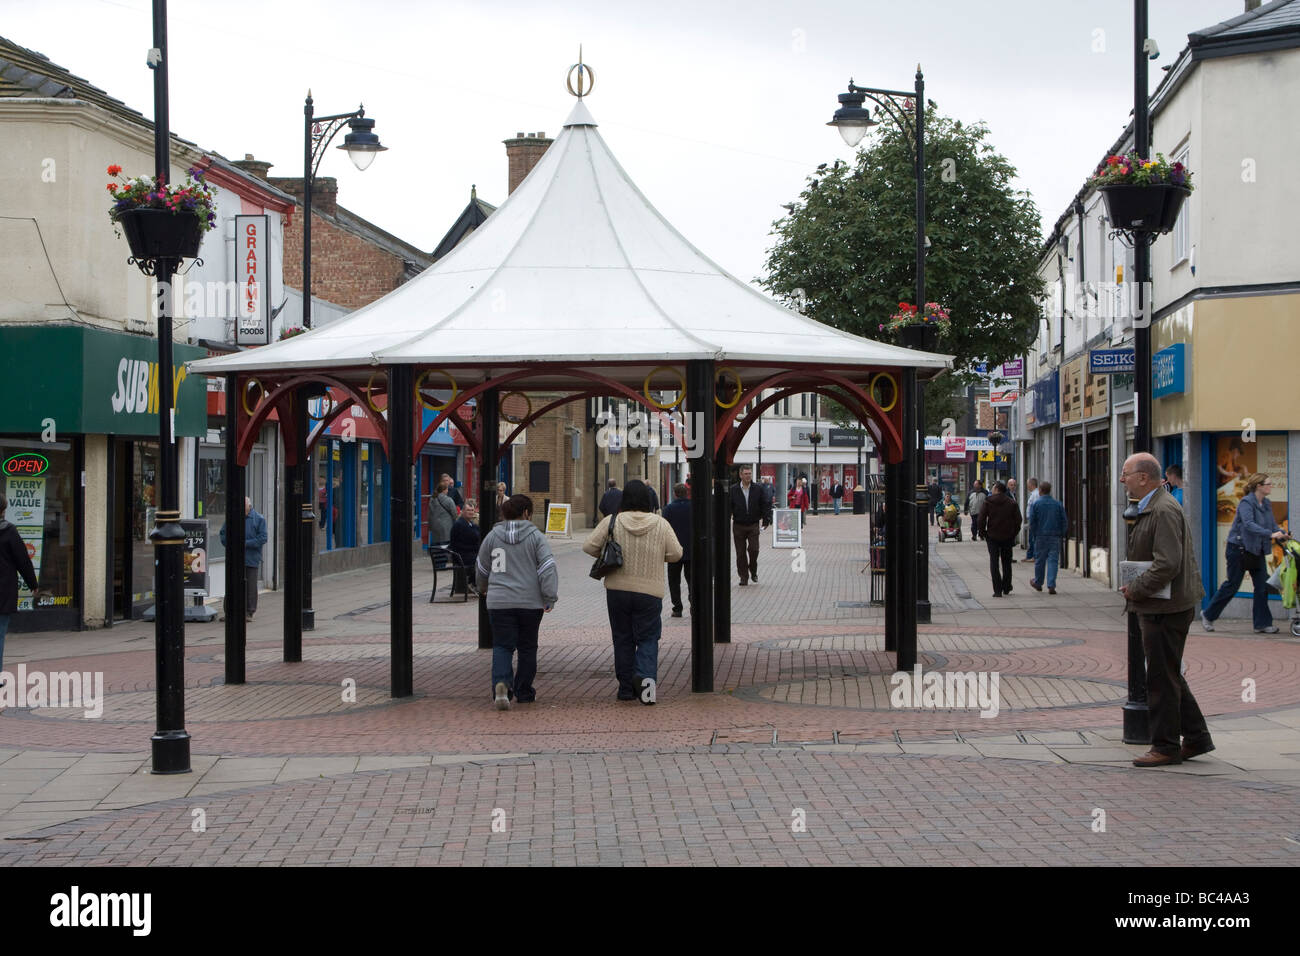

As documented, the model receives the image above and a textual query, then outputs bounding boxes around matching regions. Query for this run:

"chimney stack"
[503,131,553,195]
[232,153,273,181]
[269,175,339,217]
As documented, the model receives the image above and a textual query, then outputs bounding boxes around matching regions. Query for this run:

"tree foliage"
[761,108,1045,378]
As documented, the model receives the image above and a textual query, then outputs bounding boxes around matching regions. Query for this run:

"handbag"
[589,513,624,580]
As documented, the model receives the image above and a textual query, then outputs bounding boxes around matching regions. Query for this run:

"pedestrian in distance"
[1164,464,1185,507]
[0,497,43,682]
[428,476,458,548]
[788,477,810,528]
[1201,473,1287,634]
[449,500,482,596]
[441,473,465,510]
[831,477,845,515]
[1005,478,1019,560]
[1027,481,1066,594]
[495,481,508,516]
[219,496,268,620]
[966,480,988,541]
[927,478,942,526]
[598,478,622,519]
[730,465,772,586]
[1024,477,1040,559]
[1119,453,1214,767]
[476,495,558,710]
[977,481,1020,597]
[661,483,693,616]
[583,479,682,704]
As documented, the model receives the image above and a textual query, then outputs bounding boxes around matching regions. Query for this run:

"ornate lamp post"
[298,94,387,631]
[987,429,1005,483]
[828,67,931,659]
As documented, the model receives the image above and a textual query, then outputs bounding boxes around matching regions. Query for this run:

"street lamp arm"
[309,109,364,182]
[845,85,917,156]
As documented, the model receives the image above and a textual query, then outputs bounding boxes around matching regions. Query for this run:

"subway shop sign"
[0,326,206,437]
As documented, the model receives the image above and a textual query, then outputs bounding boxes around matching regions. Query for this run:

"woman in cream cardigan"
[584,479,682,703]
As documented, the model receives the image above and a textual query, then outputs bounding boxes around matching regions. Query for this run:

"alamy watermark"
[595,407,706,459]
[0,666,105,718]
[889,666,1001,718]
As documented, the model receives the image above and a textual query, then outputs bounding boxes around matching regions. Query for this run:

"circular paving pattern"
[20,681,400,723]
[756,633,1072,653]
[743,673,1127,712]
[192,642,477,664]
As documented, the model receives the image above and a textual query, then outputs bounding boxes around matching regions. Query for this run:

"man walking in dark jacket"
[730,465,772,585]
[1,499,42,680]
[1119,452,1213,768]
[220,497,268,620]
[598,479,622,519]
[661,483,692,616]
[977,482,1021,597]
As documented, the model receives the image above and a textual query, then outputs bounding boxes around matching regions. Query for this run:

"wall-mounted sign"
[1153,343,1188,398]
[235,215,271,345]
[1028,369,1060,429]
[790,427,830,447]
[990,387,1020,407]
[2,453,49,477]
[996,359,1024,379]
[1089,348,1136,375]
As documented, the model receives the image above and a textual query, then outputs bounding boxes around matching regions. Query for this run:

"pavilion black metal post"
[389,365,414,697]
[299,383,326,631]
[147,0,190,774]
[898,366,919,671]
[477,387,499,650]
[1124,0,1153,745]
[911,68,932,625]
[713,447,731,644]
[811,401,819,515]
[687,361,715,691]
[223,374,246,684]
[282,391,304,662]
[884,461,900,653]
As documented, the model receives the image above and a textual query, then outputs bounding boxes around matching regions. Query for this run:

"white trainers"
[1200,610,1215,632]
[493,681,511,710]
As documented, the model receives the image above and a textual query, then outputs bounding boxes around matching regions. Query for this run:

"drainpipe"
[1076,199,1090,578]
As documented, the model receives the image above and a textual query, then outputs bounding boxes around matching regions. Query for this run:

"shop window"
[2,438,77,618]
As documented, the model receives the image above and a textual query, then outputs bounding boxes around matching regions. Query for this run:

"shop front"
[0,326,207,630]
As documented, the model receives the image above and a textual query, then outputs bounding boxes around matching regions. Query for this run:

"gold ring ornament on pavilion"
[715,366,743,409]
[643,366,685,410]
[500,391,532,425]
[415,369,458,412]
[241,378,264,417]
[365,371,388,413]
[870,372,899,413]
[566,53,595,98]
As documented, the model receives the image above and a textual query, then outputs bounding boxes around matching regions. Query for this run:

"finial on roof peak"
[566,45,595,98]
[471,184,477,199]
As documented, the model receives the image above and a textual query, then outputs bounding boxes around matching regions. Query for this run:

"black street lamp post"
[828,66,931,661]
[298,93,386,630]
[810,401,821,515]
[987,429,1005,483]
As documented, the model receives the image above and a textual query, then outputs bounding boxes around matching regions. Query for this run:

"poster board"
[544,502,571,537]
[180,519,209,597]
[772,508,802,549]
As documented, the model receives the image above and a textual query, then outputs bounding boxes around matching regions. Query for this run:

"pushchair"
[1267,535,1300,637]
[937,503,962,542]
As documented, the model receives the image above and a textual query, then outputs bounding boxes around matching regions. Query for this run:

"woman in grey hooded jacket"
[429,477,458,547]
[476,495,559,709]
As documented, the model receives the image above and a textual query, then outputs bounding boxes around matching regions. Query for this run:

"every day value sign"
[6,476,45,610]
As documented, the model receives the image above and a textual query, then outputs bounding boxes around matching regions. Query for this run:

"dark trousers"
[970,515,981,540]
[1138,608,1212,755]
[224,567,259,617]
[606,589,663,696]
[667,560,692,612]
[986,537,1014,594]
[1204,543,1273,629]
[489,607,543,702]
[732,521,760,581]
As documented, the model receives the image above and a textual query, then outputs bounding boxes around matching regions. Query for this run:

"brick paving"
[2,513,1298,865]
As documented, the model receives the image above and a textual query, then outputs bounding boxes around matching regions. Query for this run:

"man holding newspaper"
[1118,452,1214,768]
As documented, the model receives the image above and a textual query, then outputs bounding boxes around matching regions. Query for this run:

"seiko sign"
[1088,348,1136,375]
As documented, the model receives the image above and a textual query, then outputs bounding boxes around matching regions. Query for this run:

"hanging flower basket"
[116,207,204,260]
[1098,183,1190,235]
[883,302,950,348]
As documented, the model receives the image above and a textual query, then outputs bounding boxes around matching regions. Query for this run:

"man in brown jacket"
[1119,452,1214,768]
[977,482,1022,597]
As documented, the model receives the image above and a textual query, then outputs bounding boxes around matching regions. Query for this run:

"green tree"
[761,108,1044,432]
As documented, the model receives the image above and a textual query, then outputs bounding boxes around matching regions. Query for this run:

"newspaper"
[1119,560,1172,599]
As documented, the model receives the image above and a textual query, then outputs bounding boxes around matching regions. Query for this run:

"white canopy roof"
[191,98,950,385]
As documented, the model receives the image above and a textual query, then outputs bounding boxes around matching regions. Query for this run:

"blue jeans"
[489,607,543,702]
[1026,529,1036,559]
[833,497,841,515]
[606,589,662,696]
[1033,535,1060,589]
[1204,543,1272,630]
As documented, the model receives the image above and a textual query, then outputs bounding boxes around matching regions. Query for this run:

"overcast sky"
[5,0,1245,288]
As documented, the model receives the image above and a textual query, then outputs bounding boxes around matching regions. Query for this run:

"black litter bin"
[852,487,867,515]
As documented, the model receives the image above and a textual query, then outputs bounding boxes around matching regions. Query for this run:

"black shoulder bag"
[589,513,624,579]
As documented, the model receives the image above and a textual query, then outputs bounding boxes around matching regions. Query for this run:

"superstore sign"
[2,453,49,477]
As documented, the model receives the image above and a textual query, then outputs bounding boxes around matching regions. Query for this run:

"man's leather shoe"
[738,579,747,587]
[1180,741,1215,760]
[750,571,758,583]
[1030,580,1042,591]
[1132,750,1182,767]
[671,608,683,617]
